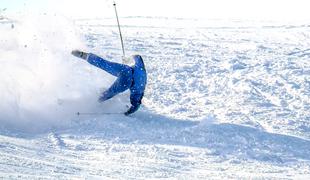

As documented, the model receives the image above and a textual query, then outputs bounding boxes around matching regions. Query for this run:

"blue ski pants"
[87,53,133,101]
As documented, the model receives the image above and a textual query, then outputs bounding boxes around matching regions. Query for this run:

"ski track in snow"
[1,16,310,179]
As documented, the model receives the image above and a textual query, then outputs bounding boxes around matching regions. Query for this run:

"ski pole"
[76,112,123,116]
[113,1,125,57]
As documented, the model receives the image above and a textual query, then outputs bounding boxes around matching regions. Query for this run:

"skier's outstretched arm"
[124,101,141,116]
[124,93,144,116]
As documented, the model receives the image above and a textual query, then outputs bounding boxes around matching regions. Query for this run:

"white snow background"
[1,1,310,179]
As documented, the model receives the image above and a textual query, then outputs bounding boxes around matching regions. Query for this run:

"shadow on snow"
[67,109,310,163]
[1,109,310,163]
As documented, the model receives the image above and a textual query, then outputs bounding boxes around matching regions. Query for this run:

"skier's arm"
[124,94,143,116]
[124,102,141,116]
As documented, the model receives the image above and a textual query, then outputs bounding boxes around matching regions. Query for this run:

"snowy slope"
[1,14,310,179]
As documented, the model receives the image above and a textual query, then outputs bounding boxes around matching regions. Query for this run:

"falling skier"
[72,50,147,115]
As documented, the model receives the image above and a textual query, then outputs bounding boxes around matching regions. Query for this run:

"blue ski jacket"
[87,54,147,115]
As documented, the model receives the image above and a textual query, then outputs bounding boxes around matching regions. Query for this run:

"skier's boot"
[71,50,88,60]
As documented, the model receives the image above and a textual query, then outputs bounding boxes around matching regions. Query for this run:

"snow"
[1,13,310,179]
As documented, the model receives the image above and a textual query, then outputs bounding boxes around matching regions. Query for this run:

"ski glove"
[124,103,140,116]
[71,50,88,60]
[124,94,143,116]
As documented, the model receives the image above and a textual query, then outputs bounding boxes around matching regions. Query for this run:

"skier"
[71,50,147,115]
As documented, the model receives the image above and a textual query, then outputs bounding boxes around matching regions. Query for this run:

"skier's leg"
[99,69,133,102]
[87,53,131,77]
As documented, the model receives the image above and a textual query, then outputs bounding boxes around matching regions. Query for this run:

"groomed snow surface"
[1,14,310,179]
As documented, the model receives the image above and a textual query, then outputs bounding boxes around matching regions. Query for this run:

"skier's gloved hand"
[122,56,131,64]
[71,50,88,60]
